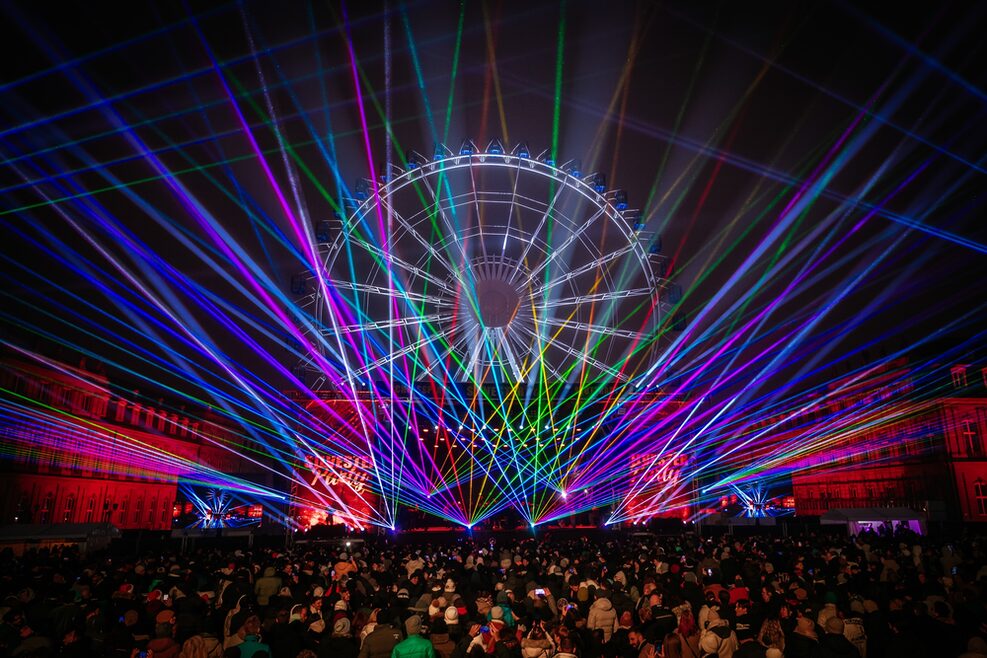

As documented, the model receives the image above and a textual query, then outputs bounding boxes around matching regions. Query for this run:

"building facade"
[0,351,257,530]
[791,360,987,521]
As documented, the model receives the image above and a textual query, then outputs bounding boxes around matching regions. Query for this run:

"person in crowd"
[627,627,656,658]
[786,615,818,658]
[521,622,554,658]
[700,608,738,658]
[810,616,859,658]
[318,617,358,658]
[588,589,619,642]
[2,525,987,658]
[390,614,436,658]
[358,611,402,658]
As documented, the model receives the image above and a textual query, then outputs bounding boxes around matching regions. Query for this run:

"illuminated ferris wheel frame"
[299,142,669,390]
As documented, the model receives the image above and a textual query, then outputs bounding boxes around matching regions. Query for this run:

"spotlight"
[588,172,606,193]
[648,237,662,254]
[562,159,582,177]
[512,142,531,159]
[355,178,373,200]
[315,220,332,243]
[613,189,628,210]
[537,149,555,166]
[406,149,428,169]
[485,138,505,155]
[459,139,477,156]
[433,143,451,161]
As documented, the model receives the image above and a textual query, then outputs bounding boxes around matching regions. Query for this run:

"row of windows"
[950,365,987,390]
[15,492,175,526]
[975,482,987,516]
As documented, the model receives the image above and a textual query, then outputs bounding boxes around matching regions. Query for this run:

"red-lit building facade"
[0,352,258,530]
[791,360,987,521]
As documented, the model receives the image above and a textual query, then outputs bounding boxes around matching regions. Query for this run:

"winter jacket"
[842,616,866,658]
[431,632,456,658]
[358,623,403,658]
[235,634,272,658]
[587,598,619,642]
[253,567,282,606]
[520,637,554,658]
[700,621,738,658]
[178,633,223,658]
[319,635,360,658]
[391,634,438,658]
[809,632,859,658]
[146,636,181,658]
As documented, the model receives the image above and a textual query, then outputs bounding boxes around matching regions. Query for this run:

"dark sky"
[2,0,985,406]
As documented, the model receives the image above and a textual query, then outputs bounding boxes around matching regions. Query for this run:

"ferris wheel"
[296,141,669,390]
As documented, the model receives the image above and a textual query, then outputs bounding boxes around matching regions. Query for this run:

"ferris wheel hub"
[472,278,521,328]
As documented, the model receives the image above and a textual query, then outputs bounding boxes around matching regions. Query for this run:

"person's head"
[405,614,423,637]
[332,618,351,637]
[558,636,576,653]
[735,599,750,615]
[677,609,697,636]
[244,614,262,637]
[663,631,684,658]
[758,618,784,649]
[628,628,647,648]
[824,616,845,635]
[527,624,546,640]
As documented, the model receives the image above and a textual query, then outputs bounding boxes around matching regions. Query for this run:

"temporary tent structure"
[820,507,926,535]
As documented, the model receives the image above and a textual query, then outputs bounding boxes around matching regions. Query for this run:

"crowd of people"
[1,524,986,658]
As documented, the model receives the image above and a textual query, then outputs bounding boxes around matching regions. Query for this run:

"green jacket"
[391,634,437,658]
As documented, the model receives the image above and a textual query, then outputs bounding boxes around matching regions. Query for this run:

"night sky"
[2,1,985,411]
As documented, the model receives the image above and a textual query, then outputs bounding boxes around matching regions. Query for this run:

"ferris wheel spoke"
[516,324,630,382]
[497,167,523,280]
[327,277,454,308]
[530,243,636,297]
[493,327,525,382]
[509,182,568,282]
[417,173,473,267]
[345,235,460,298]
[537,316,646,341]
[512,325,569,382]
[416,330,472,381]
[519,205,608,288]
[376,196,468,288]
[351,329,448,379]
[463,330,485,380]
[468,165,491,264]
[338,312,451,335]
[531,287,654,309]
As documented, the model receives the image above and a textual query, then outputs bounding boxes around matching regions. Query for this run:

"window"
[975,481,987,516]
[84,496,96,523]
[14,494,29,523]
[962,420,982,457]
[951,366,968,389]
[40,493,53,524]
[63,496,76,523]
